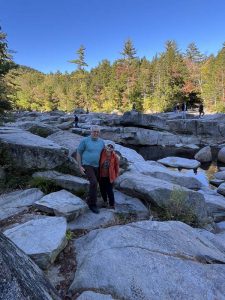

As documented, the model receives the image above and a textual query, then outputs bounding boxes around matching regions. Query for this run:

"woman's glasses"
[106,144,114,150]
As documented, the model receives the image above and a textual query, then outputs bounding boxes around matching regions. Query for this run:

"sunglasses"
[106,144,114,150]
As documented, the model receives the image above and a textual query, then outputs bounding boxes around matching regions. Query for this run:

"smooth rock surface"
[0,233,60,300]
[0,188,44,221]
[35,189,88,221]
[4,216,67,269]
[70,220,225,300]
[158,156,201,169]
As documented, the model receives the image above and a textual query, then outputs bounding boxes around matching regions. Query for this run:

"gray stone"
[210,178,225,187]
[77,291,115,300]
[0,188,44,221]
[195,229,225,253]
[47,131,83,156]
[194,146,212,163]
[0,233,60,300]
[0,127,68,170]
[217,183,225,196]
[4,216,67,269]
[215,170,225,180]
[215,221,225,233]
[35,190,88,221]
[115,170,209,224]
[218,147,225,163]
[69,220,225,300]
[130,160,203,190]
[68,209,116,231]
[114,190,149,219]
[158,156,201,169]
[17,121,59,137]
[120,111,168,130]
[32,170,89,195]
[199,188,225,222]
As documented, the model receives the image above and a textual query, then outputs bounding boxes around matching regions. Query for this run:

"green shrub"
[159,187,199,226]
[30,177,61,194]
[66,230,73,241]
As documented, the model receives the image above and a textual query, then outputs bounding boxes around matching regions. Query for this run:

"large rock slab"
[167,119,225,144]
[120,111,168,130]
[0,127,68,170]
[32,170,89,195]
[114,143,144,164]
[4,216,67,269]
[0,233,60,300]
[216,221,225,233]
[77,291,115,300]
[115,170,209,224]
[195,229,225,252]
[214,170,225,180]
[34,189,88,221]
[68,209,116,231]
[118,127,181,146]
[0,188,44,221]
[47,131,83,156]
[16,121,59,137]
[158,156,201,169]
[217,183,225,196]
[130,160,203,190]
[199,188,225,222]
[114,190,149,219]
[69,220,225,300]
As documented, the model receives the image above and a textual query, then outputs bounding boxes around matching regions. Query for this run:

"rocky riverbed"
[1,110,225,299]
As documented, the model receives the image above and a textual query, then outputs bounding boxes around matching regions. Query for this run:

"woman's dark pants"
[99,177,115,206]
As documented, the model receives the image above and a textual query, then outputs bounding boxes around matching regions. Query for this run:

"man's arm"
[76,151,86,175]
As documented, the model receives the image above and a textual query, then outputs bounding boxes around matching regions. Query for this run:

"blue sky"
[1,0,225,73]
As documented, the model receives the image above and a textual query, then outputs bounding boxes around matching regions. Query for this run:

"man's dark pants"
[83,165,99,207]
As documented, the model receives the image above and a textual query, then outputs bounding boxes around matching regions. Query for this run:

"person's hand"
[79,166,86,175]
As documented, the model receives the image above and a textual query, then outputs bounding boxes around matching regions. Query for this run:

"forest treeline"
[1,26,225,113]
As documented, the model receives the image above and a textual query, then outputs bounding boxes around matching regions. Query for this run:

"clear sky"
[1,0,225,73]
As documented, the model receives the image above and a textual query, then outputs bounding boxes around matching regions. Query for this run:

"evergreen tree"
[0,26,15,112]
[69,45,88,70]
[121,38,137,60]
[183,42,206,103]
[185,42,205,63]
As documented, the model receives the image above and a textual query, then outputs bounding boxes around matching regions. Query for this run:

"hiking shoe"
[102,202,108,208]
[89,206,100,214]
[108,205,115,210]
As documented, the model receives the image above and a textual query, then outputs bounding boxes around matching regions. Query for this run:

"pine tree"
[0,26,15,112]
[69,45,88,71]
[121,38,137,60]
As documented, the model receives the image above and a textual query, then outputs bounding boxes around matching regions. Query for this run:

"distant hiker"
[86,108,89,114]
[132,103,136,110]
[198,103,205,118]
[74,114,79,127]
[176,103,180,113]
[181,102,187,119]
[99,141,119,210]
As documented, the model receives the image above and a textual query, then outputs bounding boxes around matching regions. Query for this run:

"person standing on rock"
[74,114,79,127]
[76,125,105,214]
[99,141,119,209]
[198,103,205,118]
[181,102,187,119]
